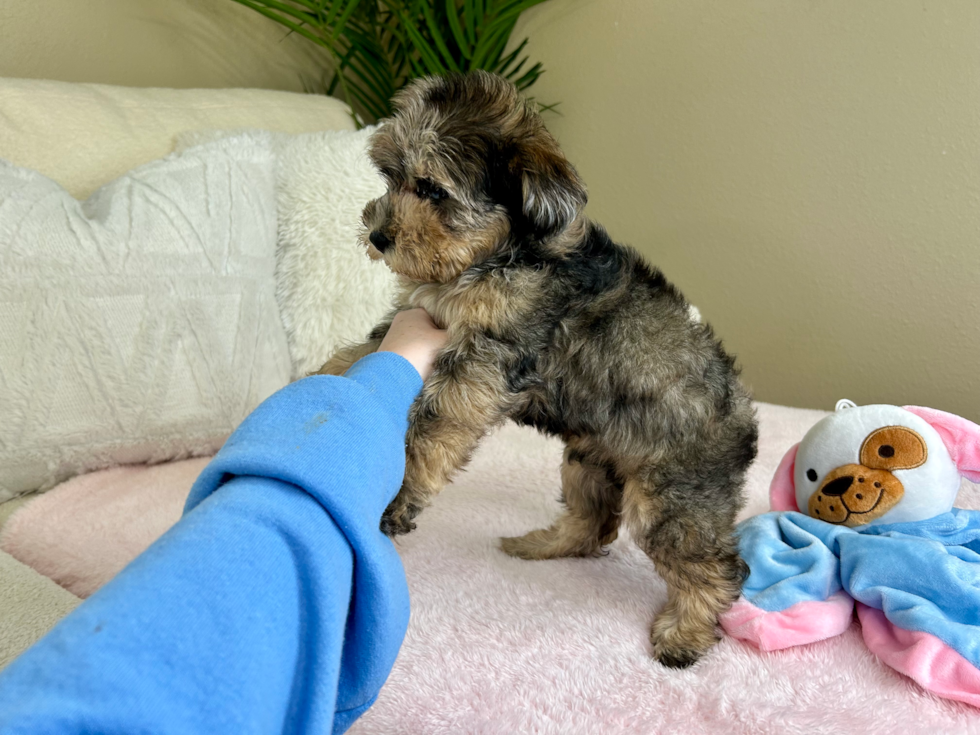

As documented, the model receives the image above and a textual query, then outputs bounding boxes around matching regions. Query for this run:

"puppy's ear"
[520,132,588,238]
[491,131,587,239]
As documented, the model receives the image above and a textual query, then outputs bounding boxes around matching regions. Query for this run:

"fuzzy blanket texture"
[4,402,980,733]
[271,126,396,379]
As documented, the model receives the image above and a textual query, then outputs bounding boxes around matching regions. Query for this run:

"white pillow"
[177,126,396,380]
[0,133,291,502]
[273,127,396,378]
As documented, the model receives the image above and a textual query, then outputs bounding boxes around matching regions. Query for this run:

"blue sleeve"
[0,351,422,735]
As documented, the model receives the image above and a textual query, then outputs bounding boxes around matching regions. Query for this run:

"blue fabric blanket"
[737,508,980,670]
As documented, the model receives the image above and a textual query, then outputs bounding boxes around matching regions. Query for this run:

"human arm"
[0,311,447,735]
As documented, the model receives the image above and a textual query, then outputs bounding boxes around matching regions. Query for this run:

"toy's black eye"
[878,445,895,458]
[806,469,818,482]
[415,178,449,202]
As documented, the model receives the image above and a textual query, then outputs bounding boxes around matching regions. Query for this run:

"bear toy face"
[794,404,961,526]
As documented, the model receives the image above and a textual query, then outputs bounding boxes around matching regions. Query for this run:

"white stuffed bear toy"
[722,400,980,709]
[769,400,980,524]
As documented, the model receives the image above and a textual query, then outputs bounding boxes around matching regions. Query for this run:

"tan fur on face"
[361,189,511,284]
[362,72,587,283]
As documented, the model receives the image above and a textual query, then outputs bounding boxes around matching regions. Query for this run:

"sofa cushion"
[0,77,355,201]
[0,550,79,671]
[177,126,396,379]
[0,458,209,598]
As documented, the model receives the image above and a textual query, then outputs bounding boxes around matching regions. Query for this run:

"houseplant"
[230,0,554,125]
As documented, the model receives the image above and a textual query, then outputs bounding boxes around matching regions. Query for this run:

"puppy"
[318,71,758,667]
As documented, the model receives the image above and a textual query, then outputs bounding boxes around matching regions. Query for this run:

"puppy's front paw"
[380,497,422,537]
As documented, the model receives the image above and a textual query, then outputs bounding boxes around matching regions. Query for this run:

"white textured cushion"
[0,133,291,501]
[178,125,397,379]
[274,127,396,378]
[0,77,355,201]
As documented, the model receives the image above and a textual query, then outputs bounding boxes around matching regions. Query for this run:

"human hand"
[378,309,449,381]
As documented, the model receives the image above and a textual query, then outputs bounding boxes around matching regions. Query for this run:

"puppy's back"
[536,224,756,465]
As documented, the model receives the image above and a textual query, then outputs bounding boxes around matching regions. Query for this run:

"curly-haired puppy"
[318,71,759,667]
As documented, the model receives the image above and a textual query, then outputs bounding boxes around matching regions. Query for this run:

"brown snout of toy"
[808,464,903,525]
[806,425,928,527]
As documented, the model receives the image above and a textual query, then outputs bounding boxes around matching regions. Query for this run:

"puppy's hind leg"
[623,474,746,669]
[500,445,621,560]
[313,318,392,377]
[314,339,382,377]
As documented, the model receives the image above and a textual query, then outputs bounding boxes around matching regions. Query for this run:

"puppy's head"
[362,71,587,283]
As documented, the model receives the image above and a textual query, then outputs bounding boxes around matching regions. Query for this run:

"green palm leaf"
[228,0,555,125]
[445,0,472,59]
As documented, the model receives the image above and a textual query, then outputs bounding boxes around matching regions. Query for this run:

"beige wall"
[517,0,980,420]
[0,0,329,91]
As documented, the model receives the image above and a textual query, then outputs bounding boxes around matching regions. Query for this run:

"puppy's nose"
[821,476,853,497]
[369,230,392,253]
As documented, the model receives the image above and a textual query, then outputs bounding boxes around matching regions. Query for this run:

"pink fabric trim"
[720,592,854,651]
[857,604,980,709]
[904,406,980,484]
[769,443,801,512]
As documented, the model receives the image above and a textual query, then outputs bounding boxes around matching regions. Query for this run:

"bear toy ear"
[770,443,801,512]
[903,406,980,483]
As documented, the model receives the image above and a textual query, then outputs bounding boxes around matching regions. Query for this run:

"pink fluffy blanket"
[4,403,980,733]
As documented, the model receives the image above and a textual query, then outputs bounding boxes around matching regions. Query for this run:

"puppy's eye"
[415,178,449,202]
[806,469,818,482]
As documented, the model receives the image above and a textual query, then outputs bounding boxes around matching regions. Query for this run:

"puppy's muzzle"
[369,230,392,253]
